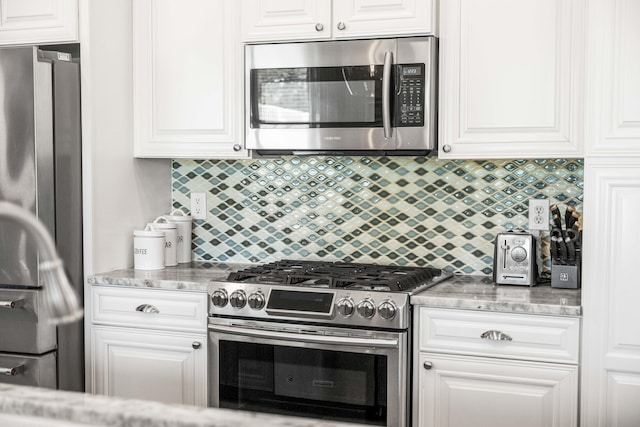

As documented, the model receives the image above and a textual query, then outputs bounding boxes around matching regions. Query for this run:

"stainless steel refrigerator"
[0,46,83,391]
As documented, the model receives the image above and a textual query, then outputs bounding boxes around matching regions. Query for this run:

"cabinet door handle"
[0,299,25,309]
[135,304,159,314]
[337,21,346,31]
[423,361,433,370]
[0,364,25,376]
[192,342,202,350]
[442,144,452,153]
[480,330,513,341]
[315,23,324,32]
[233,144,242,152]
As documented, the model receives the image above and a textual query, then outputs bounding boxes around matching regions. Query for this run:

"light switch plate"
[190,192,206,220]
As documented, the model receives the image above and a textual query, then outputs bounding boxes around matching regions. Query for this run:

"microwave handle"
[382,51,393,139]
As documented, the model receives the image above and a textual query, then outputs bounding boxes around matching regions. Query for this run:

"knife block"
[551,260,581,289]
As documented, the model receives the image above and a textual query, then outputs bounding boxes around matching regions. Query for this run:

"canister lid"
[152,216,178,229]
[165,209,192,222]
[133,230,165,238]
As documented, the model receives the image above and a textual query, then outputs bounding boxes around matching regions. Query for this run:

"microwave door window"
[251,66,383,128]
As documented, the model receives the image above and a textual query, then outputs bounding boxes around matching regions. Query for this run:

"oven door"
[208,317,408,427]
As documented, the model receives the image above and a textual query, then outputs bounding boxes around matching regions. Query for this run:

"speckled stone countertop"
[411,275,581,316]
[0,384,361,427]
[87,262,251,292]
[89,263,581,316]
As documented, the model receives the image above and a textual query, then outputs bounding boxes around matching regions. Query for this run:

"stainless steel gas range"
[207,260,452,427]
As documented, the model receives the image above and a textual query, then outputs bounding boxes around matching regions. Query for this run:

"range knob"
[211,289,228,307]
[229,290,247,308]
[356,299,376,319]
[378,301,397,320]
[248,292,265,310]
[336,298,355,317]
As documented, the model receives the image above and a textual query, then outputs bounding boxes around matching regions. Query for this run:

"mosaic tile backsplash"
[172,157,583,276]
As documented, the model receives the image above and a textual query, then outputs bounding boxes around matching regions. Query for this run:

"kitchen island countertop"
[0,384,361,427]
[89,262,581,317]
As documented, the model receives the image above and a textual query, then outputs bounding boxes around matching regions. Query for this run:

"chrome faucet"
[0,201,83,324]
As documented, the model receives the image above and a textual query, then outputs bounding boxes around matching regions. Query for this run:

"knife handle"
[550,204,563,231]
[551,228,567,264]
[550,237,558,261]
[565,206,575,230]
[565,236,576,263]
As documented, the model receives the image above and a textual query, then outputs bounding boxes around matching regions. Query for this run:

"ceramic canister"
[133,224,165,270]
[164,209,193,263]
[152,216,178,267]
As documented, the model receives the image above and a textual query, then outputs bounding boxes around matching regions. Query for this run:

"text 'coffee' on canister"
[133,225,165,270]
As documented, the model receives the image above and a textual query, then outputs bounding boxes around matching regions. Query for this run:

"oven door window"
[250,66,384,128]
[219,340,387,425]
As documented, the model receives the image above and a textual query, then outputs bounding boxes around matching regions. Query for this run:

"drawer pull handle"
[423,361,433,370]
[0,364,25,376]
[0,299,25,309]
[480,330,512,341]
[136,304,159,314]
[192,342,202,350]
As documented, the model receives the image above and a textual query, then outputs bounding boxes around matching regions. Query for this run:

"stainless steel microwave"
[245,36,437,156]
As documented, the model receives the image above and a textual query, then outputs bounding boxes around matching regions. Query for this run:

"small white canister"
[133,224,165,270]
[164,209,192,264]
[152,216,178,267]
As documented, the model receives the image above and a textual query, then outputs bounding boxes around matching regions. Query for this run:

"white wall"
[79,0,171,276]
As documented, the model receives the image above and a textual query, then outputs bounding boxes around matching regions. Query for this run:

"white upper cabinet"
[585,0,640,156]
[241,0,436,42]
[0,0,78,45]
[438,0,586,159]
[133,0,248,159]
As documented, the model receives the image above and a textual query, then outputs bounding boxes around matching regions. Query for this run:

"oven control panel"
[208,282,410,329]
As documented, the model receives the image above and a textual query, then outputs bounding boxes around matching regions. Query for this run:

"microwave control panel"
[396,63,425,127]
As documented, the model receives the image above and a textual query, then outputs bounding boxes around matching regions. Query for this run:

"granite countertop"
[411,274,581,316]
[89,263,581,317]
[0,384,360,427]
[87,261,251,292]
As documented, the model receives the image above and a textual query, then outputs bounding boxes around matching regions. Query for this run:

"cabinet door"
[585,0,640,156]
[333,0,435,39]
[241,0,332,42]
[438,0,585,159]
[0,0,77,45]
[91,327,207,407]
[581,158,640,426]
[133,0,248,159]
[416,353,578,427]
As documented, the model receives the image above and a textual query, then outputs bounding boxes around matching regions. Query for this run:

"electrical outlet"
[190,192,206,220]
[528,199,549,230]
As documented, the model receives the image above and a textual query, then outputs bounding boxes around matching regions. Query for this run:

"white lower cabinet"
[91,327,206,406]
[413,307,580,427]
[89,287,208,406]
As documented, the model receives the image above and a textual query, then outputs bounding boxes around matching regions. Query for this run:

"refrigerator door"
[0,47,54,288]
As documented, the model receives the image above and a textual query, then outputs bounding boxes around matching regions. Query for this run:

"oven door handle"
[208,324,399,349]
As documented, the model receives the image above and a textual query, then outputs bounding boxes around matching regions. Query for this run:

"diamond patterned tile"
[172,157,584,276]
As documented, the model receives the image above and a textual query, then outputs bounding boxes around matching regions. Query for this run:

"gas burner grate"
[226,260,444,292]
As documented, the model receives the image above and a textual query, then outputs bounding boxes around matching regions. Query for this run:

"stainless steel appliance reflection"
[0,47,83,391]
[246,37,438,156]
[208,260,452,427]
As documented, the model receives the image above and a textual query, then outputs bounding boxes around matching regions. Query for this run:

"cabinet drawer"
[416,307,580,364]
[92,287,207,333]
